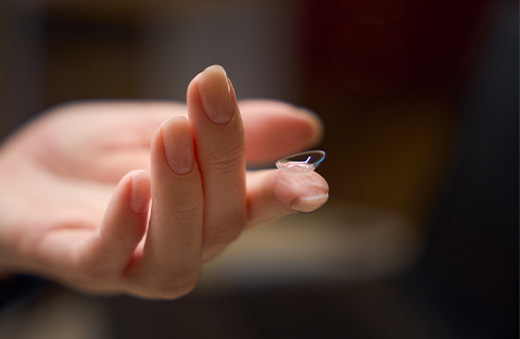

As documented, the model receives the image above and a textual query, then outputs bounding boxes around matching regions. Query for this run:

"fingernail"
[198,65,234,124]
[162,117,194,175]
[290,194,329,213]
[130,171,150,214]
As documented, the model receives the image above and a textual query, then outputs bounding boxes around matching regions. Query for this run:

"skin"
[0,66,329,299]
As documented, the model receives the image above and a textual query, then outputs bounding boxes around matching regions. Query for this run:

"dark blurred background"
[0,0,517,338]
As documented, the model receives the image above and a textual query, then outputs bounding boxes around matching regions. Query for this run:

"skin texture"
[0,65,329,299]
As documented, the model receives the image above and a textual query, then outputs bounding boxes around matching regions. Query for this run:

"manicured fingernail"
[198,65,234,124]
[130,171,151,214]
[162,117,194,175]
[291,194,329,213]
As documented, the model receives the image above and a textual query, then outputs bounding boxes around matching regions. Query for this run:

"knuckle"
[167,203,203,223]
[206,144,246,174]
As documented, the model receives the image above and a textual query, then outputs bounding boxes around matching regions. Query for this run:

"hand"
[0,66,329,298]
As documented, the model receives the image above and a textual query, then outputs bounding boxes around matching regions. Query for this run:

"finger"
[187,65,247,260]
[80,170,151,276]
[135,116,203,298]
[239,100,324,165]
[245,169,329,228]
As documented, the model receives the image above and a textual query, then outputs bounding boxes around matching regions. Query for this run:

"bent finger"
[81,170,150,276]
[134,116,203,298]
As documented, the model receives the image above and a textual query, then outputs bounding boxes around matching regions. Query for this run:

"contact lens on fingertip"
[275,150,326,174]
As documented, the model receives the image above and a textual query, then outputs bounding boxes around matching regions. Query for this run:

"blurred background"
[0,0,517,338]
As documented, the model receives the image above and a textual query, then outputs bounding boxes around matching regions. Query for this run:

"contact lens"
[275,150,326,174]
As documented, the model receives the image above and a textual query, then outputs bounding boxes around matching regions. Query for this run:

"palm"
[0,103,178,283]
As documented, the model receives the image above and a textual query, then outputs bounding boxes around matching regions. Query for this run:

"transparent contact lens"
[275,150,326,174]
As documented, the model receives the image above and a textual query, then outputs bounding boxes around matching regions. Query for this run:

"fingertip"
[187,65,236,120]
[295,106,324,147]
[105,169,150,235]
[187,71,203,96]
[273,170,329,211]
[246,169,329,227]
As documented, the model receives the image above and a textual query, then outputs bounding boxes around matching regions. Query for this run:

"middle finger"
[187,65,246,260]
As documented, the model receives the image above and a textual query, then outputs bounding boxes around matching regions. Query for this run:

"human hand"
[0,66,328,298]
